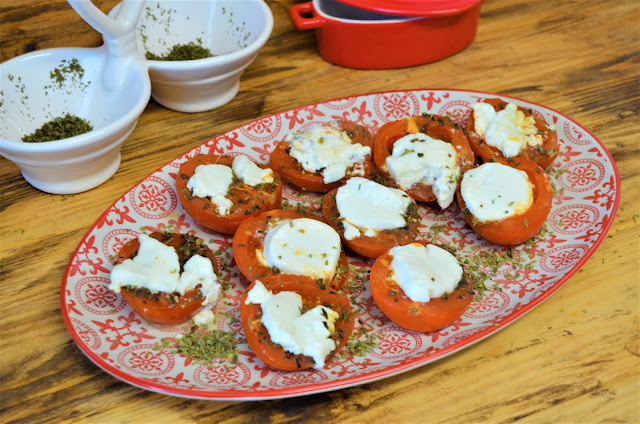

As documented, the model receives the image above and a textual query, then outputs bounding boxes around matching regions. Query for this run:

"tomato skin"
[240,274,354,371]
[321,182,422,259]
[369,240,473,333]
[113,232,220,326]
[373,115,475,204]
[120,287,204,326]
[456,157,553,246]
[176,154,282,235]
[465,98,559,169]
[268,120,374,193]
[232,209,350,291]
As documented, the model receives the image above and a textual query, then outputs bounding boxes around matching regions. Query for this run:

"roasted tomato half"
[373,114,475,205]
[176,154,282,235]
[321,178,422,259]
[370,240,474,333]
[232,209,350,291]
[113,232,220,325]
[465,98,559,169]
[240,274,354,371]
[268,120,374,192]
[456,157,553,246]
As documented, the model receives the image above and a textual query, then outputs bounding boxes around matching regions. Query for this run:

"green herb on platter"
[21,113,93,143]
[155,327,240,364]
[146,41,214,61]
[339,326,382,359]
[344,333,378,357]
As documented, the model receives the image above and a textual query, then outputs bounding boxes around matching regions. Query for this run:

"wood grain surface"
[1,0,638,423]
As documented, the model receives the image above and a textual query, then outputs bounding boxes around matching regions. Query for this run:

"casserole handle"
[290,2,325,30]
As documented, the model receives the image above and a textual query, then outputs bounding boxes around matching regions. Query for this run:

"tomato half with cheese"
[268,120,374,192]
[321,177,422,259]
[373,114,475,208]
[111,232,221,325]
[456,158,553,246]
[176,154,282,235]
[240,274,354,371]
[232,209,350,291]
[370,240,474,333]
[466,98,560,169]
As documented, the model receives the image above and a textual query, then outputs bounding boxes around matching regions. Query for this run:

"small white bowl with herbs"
[112,0,273,113]
[0,47,151,194]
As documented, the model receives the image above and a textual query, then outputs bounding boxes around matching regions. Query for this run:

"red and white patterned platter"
[60,89,620,400]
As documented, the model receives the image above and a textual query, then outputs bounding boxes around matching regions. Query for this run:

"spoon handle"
[67,0,146,90]
[67,0,143,38]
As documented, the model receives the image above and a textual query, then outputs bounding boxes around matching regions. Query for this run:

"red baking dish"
[290,0,483,69]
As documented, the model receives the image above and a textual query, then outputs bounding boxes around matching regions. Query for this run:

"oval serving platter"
[60,89,620,400]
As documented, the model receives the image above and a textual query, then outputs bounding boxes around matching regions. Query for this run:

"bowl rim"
[312,0,420,23]
[0,46,151,155]
[331,0,483,18]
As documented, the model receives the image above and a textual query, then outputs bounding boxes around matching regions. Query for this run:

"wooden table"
[1,0,638,422]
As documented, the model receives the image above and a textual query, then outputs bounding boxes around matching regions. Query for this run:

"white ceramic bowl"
[111,0,273,113]
[0,47,151,194]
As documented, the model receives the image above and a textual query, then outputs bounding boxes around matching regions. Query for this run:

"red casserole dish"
[290,0,483,69]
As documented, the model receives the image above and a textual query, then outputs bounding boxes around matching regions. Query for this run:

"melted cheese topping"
[186,156,274,216]
[187,164,234,215]
[389,243,463,303]
[385,133,460,209]
[336,177,412,240]
[109,234,220,306]
[472,102,542,158]
[245,280,339,368]
[232,155,274,185]
[460,162,534,222]
[260,218,341,281]
[286,122,371,183]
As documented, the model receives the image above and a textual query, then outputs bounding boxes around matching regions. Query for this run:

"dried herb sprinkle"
[47,58,89,92]
[146,41,214,61]
[339,327,383,359]
[156,327,240,364]
[21,113,93,143]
